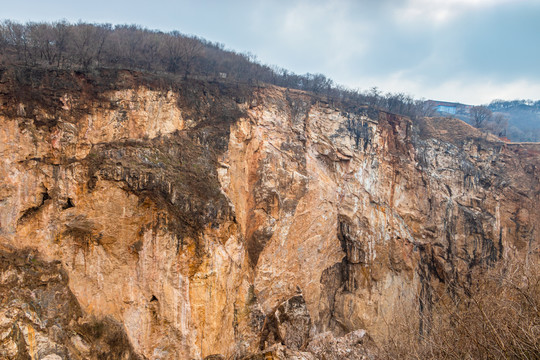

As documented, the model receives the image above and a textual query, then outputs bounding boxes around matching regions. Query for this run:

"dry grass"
[379,256,540,359]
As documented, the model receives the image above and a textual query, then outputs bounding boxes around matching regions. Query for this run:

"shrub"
[380,256,540,359]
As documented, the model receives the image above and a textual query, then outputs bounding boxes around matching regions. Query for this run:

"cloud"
[247,0,371,73]
[397,0,517,24]
[355,72,540,104]
[268,0,540,103]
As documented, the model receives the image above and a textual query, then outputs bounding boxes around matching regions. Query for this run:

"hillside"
[0,20,432,120]
[489,100,540,141]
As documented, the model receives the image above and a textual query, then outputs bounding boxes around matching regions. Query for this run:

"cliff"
[0,72,539,359]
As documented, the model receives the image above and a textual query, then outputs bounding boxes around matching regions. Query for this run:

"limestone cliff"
[0,73,538,359]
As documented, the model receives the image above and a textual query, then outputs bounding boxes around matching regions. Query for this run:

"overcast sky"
[2,0,539,104]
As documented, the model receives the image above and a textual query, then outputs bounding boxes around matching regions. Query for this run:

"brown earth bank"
[0,70,538,359]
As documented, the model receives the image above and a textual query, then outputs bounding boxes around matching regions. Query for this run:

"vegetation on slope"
[380,256,540,359]
[0,20,434,119]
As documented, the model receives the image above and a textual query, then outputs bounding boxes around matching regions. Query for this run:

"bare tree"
[69,22,110,69]
[366,87,382,108]
[162,32,204,78]
[53,21,70,68]
[178,36,204,79]
[139,31,161,71]
[27,22,59,66]
[0,23,7,61]
[2,21,30,64]
[490,113,508,137]
[470,106,492,128]
[108,25,145,69]
[414,99,436,118]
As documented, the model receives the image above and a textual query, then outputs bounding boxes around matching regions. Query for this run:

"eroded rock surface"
[259,293,311,351]
[0,73,538,359]
[0,247,140,360]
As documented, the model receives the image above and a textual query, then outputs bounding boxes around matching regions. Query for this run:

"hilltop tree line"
[489,99,540,111]
[0,20,434,119]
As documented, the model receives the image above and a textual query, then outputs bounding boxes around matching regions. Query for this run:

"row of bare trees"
[0,20,338,86]
[0,20,433,119]
[0,21,206,77]
[489,99,540,110]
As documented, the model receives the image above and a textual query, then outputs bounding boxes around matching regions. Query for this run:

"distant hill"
[429,99,540,142]
[488,100,540,141]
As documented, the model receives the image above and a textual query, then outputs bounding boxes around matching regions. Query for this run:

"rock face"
[0,74,539,359]
[0,247,140,360]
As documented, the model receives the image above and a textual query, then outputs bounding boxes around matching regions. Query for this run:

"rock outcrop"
[0,247,140,360]
[0,73,538,359]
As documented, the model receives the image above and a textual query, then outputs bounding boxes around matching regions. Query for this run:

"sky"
[1,0,539,104]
